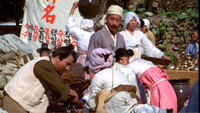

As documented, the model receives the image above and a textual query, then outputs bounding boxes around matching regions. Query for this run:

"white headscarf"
[100,5,123,25]
[123,12,140,30]
[80,18,94,32]
[143,19,150,30]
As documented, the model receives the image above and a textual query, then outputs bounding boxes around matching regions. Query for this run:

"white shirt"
[113,62,140,98]
[105,24,117,47]
[65,15,94,51]
[128,58,156,77]
[85,68,130,109]
[120,29,164,58]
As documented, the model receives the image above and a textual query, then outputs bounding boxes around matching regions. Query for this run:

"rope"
[146,79,167,104]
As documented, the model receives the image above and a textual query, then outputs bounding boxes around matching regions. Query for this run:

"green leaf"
[195,13,199,18]
[184,31,187,38]
[123,9,129,13]
[140,14,146,18]
[129,9,135,12]
[137,8,146,13]
[163,22,169,26]
[186,9,192,14]
[178,14,188,19]
[160,26,166,31]
[156,30,160,34]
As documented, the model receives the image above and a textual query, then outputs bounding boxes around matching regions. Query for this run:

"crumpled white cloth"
[80,18,94,32]
[0,34,33,54]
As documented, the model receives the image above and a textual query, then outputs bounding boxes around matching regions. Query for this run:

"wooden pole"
[13,0,19,26]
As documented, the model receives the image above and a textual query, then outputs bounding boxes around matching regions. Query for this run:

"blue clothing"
[136,74,147,104]
[179,79,199,113]
[185,41,198,60]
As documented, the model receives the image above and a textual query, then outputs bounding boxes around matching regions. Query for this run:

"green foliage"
[184,31,187,38]
[17,49,21,53]
[164,51,174,63]
[186,9,199,18]
[158,10,179,19]
[194,0,198,6]
[178,14,189,19]
[137,8,146,13]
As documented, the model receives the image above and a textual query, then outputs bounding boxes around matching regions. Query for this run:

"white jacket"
[4,57,50,113]
[120,29,164,58]
[113,62,140,98]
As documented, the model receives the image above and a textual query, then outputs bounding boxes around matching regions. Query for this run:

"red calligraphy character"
[47,0,56,4]
[44,28,50,44]
[57,38,64,47]
[57,30,64,38]
[22,23,28,38]
[33,26,38,41]
[41,4,55,24]
[71,37,77,48]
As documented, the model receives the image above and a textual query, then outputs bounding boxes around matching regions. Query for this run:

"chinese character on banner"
[28,25,33,41]
[44,28,50,44]
[57,38,63,47]
[51,29,57,45]
[33,26,38,41]
[41,0,56,24]
[71,37,77,48]
[57,30,64,38]
[56,30,65,46]
[41,5,55,24]
[47,0,56,4]
[22,23,28,38]
[64,31,71,44]
[38,27,44,43]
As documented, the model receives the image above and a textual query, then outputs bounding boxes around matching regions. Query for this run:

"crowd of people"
[1,2,199,113]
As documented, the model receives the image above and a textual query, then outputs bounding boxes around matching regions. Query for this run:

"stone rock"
[173,46,180,51]
[157,44,165,50]
[152,29,156,35]
[166,44,173,52]
[0,75,6,89]
[0,90,4,99]
[163,39,171,44]
[171,37,180,44]
[6,75,13,83]
[165,32,172,39]
[168,27,174,31]
[153,17,161,25]
[144,12,154,17]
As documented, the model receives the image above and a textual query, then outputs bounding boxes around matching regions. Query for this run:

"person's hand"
[74,100,85,109]
[72,2,79,9]
[69,89,79,103]
[69,2,79,15]
[162,55,171,61]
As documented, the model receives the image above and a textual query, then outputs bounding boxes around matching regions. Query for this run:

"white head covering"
[80,18,94,32]
[105,91,138,113]
[123,12,140,31]
[100,5,123,25]
[143,19,150,30]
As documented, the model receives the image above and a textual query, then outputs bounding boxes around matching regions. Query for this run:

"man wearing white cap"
[86,5,126,61]
[141,19,156,45]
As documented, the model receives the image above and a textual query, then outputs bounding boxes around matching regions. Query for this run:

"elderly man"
[2,44,79,112]
[86,5,126,61]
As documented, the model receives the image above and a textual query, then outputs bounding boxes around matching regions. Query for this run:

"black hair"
[192,25,198,35]
[140,18,144,28]
[127,49,134,57]
[52,44,76,61]
[115,48,134,62]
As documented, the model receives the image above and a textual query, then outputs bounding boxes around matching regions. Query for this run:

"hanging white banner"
[20,0,82,57]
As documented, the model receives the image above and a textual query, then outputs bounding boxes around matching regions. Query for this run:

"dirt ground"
[165,70,199,87]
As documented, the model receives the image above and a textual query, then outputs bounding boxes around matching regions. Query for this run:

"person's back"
[86,68,130,109]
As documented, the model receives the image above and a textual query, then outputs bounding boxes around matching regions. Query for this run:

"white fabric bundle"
[143,19,150,30]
